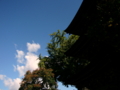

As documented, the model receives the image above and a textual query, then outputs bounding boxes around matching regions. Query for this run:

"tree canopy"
[19,56,58,90]
[40,30,90,88]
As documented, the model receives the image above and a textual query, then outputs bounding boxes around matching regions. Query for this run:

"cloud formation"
[14,42,40,77]
[27,42,40,52]
[0,42,41,90]
[0,75,6,80]
[15,52,40,77]
[4,78,22,90]
[0,74,22,90]
[16,50,25,64]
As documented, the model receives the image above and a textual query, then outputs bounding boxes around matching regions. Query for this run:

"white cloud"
[0,42,41,90]
[15,52,39,77]
[24,52,39,73]
[14,42,40,77]
[15,65,25,77]
[27,42,40,52]
[0,74,21,90]
[16,50,25,64]
[4,77,22,90]
[0,75,6,80]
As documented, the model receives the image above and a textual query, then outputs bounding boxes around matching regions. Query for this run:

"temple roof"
[64,0,120,89]
[65,0,97,36]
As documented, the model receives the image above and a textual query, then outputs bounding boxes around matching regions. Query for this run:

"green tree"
[40,30,90,88]
[19,68,57,90]
[19,56,58,90]
[19,69,42,90]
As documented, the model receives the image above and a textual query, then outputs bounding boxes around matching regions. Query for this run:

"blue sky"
[0,0,82,90]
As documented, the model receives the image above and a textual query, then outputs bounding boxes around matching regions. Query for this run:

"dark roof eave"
[64,0,97,35]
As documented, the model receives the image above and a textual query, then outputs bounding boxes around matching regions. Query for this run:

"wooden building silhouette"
[64,0,120,90]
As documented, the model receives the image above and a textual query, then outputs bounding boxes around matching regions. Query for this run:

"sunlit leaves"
[19,67,57,90]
